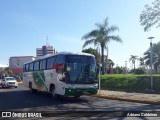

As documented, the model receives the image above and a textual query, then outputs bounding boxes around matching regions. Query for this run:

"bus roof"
[56,52,94,56]
[24,52,95,64]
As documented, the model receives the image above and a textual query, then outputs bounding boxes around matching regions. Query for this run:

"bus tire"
[50,85,59,99]
[29,83,36,93]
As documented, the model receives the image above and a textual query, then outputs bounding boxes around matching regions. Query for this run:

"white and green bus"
[23,52,98,98]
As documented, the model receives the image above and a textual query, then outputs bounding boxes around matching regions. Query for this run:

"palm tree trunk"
[134,62,136,73]
[101,45,105,74]
[106,45,108,71]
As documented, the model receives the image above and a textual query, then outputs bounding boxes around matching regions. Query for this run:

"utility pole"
[97,44,101,95]
[148,37,154,90]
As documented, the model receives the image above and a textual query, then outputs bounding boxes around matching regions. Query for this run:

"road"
[0,84,160,120]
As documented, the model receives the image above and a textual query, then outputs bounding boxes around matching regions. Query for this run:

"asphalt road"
[0,84,160,120]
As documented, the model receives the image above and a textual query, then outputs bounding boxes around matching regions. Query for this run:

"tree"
[106,58,115,68]
[82,18,122,74]
[82,47,100,63]
[139,57,145,68]
[129,55,138,71]
[4,67,13,76]
[103,56,115,73]
[143,41,160,73]
[140,0,160,31]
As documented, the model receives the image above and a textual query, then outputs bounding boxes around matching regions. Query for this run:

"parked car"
[1,77,18,88]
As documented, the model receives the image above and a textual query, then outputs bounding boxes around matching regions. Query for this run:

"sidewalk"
[17,81,160,104]
[93,90,160,105]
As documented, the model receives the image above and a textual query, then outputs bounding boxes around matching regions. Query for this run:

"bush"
[134,68,145,74]
[100,74,160,91]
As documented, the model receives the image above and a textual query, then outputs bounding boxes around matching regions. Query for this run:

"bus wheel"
[50,86,59,99]
[50,86,55,97]
[29,83,36,93]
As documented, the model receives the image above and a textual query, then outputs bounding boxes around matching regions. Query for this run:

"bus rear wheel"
[29,83,36,93]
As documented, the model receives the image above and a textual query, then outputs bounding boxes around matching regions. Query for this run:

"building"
[36,45,56,57]
[0,64,9,76]
[9,56,35,75]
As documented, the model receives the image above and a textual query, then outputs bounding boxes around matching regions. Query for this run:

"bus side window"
[34,61,40,71]
[47,57,56,69]
[40,60,43,70]
[55,55,65,74]
[42,59,47,70]
[25,64,29,72]
[23,65,26,72]
[29,63,33,71]
[40,59,47,70]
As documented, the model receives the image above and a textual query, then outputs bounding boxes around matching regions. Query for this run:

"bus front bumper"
[64,87,98,96]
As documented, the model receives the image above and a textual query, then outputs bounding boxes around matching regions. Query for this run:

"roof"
[10,56,36,58]
[57,52,94,56]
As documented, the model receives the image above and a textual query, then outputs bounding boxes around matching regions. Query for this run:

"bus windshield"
[65,55,97,84]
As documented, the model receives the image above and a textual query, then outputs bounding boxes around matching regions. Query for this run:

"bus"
[23,52,98,98]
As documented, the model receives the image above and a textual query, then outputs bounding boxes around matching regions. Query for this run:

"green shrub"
[134,68,145,74]
[100,74,160,91]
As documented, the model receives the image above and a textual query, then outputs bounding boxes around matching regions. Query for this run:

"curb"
[92,94,160,105]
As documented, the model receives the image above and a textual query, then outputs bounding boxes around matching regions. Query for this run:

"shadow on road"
[0,87,89,111]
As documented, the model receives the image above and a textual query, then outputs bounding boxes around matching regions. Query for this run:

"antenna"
[46,35,49,47]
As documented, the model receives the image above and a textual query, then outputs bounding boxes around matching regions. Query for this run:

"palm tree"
[143,42,160,73]
[82,47,100,63]
[106,58,115,68]
[82,18,122,74]
[139,57,145,68]
[129,55,138,71]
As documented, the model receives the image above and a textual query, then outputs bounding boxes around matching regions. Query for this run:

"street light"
[116,64,118,74]
[148,37,155,90]
[125,61,127,74]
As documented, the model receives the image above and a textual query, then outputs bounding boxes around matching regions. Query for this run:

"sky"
[0,0,160,68]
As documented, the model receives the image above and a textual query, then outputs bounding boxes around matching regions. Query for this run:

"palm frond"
[106,25,119,35]
[95,17,109,29]
[107,35,123,43]
[82,39,96,48]
[95,23,103,28]
[129,55,138,61]
[81,30,98,40]
[93,40,100,47]
[104,18,109,27]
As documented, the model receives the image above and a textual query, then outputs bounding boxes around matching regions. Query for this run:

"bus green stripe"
[33,71,48,91]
